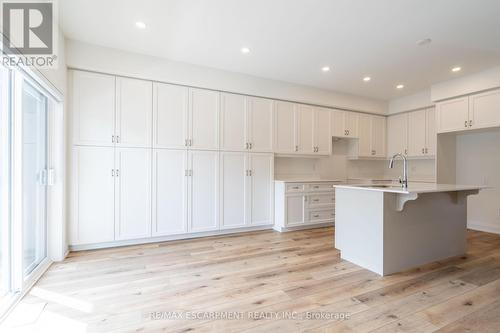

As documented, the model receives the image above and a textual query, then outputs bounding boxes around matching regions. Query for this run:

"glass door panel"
[21,82,48,277]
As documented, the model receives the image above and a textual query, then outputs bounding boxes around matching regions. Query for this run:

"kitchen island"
[334,183,483,276]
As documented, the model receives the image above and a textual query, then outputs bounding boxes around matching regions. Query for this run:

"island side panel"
[382,191,468,275]
[335,188,385,275]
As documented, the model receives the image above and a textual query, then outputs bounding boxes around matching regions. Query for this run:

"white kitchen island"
[334,184,483,276]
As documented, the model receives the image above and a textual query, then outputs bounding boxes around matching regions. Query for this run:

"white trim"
[70,225,274,251]
[468,222,500,235]
[273,221,334,232]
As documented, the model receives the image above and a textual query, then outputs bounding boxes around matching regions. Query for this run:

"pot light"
[321,66,330,72]
[396,84,404,89]
[240,47,250,54]
[135,21,146,29]
[363,76,371,82]
[452,66,462,72]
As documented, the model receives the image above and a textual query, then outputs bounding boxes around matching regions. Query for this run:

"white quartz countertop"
[274,178,344,183]
[334,183,485,194]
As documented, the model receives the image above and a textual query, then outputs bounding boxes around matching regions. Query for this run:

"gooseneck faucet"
[389,153,408,189]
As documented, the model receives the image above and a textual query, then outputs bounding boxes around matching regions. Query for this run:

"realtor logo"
[1,0,58,68]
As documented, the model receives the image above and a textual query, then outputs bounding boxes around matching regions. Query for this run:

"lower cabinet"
[274,181,337,231]
[220,152,274,229]
[71,146,152,245]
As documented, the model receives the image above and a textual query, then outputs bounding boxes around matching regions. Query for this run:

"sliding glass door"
[21,82,48,277]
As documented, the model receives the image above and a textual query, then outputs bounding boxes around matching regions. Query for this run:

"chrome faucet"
[389,153,408,189]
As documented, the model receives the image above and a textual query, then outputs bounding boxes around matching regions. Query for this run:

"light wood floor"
[2,227,500,333]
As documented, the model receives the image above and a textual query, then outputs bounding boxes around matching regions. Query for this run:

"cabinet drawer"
[306,194,335,208]
[307,183,336,192]
[286,184,305,193]
[307,209,335,223]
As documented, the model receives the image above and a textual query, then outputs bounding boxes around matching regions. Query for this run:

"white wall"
[456,130,500,234]
[65,39,387,114]
[431,67,500,102]
[388,89,433,114]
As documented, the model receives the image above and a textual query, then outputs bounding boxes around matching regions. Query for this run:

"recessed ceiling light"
[363,76,371,82]
[135,21,146,29]
[321,66,330,72]
[451,66,462,72]
[240,47,250,54]
[416,38,432,46]
[396,84,405,89]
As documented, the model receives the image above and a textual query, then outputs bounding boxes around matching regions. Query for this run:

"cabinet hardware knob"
[313,199,319,202]
[313,214,320,218]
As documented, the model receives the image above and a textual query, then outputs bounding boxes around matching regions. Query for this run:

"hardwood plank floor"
[1,227,500,333]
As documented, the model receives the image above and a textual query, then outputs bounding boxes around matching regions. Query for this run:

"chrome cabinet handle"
[116,136,120,143]
[115,169,119,177]
[313,185,319,189]
[469,120,473,127]
[422,148,425,154]
[249,143,252,149]
[313,214,320,218]
[111,169,115,177]
[112,135,115,143]
[246,143,249,149]
[465,120,468,128]
[185,169,189,176]
[295,145,299,152]
[313,199,319,202]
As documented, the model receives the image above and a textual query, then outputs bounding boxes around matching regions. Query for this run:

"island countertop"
[334,183,485,194]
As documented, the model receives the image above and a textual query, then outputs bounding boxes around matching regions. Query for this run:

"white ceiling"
[60,0,500,100]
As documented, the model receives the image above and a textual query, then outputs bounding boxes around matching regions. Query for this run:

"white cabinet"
[190,88,220,150]
[153,83,189,149]
[72,71,116,147]
[285,196,305,226]
[274,101,296,154]
[71,146,115,245]
[220,152,248,229]
[297,105,315,154]
[315,107,332,155]
[248,153,274,225]
[152,149,188,236]
[220,93,247,151]
[348,115,385,158]
[436,97,469,133]
[247,97,274,152]
[387,113,408,157]
[332,110,358,138]
[469,89,500,130]
[115,148,152,240]
[408,108,435,157]
[116,77,153,148]
[188,150,219,232]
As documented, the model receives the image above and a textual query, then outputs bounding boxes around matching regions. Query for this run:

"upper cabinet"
[219,94,274,152]
[332,110,358,138]
[348,114,385,158]
[387,113,408,157]
[72,71,116,147]
[72,71,153,148]
[189,88,219,150]
[274,101,331,155]
[437,89,500,134]
[153,83,189,149]
[116,77,153,148]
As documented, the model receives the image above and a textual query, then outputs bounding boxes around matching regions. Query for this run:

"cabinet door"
[189,88,219,150]
[220,152,248,229]
[248,153,274,225]
[220,93,247,151]
[247,97,274,152]
[153,149,188,236]
[408,110,427,156]
[371,116,386,157]
[357,114,371,157]
[153,83,189,149]
[387,113,408,157]
[72,71,115,146]
[436,97,469,133]
[116,77,153,147]
[188,151,219,232]
[345,112,359,138]
[426,108,436,156]
[115,148,152,240]
[297,105,315,154]
[275,101,296,154]
[470,89,500,130]
[285,196,305,225]
[331,109,345,137]
[314,107,332,155]
[71,146,115,245]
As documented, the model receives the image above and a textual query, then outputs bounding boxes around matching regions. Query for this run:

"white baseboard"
[273,221,334,232]
[70,225,274,251]
[468,221,500,235]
